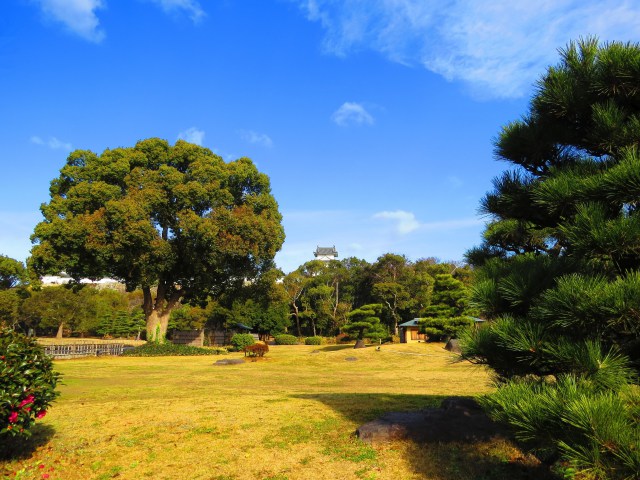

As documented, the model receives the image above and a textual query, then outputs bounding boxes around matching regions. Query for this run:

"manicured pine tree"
[462,38,640,478]
[342,304,386,349]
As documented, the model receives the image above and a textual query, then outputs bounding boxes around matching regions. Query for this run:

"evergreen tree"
[420,274,473,341]
[342,304,385,349]
[463,39,640,478]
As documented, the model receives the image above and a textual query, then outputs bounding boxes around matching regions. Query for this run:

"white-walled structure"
[313,246,338,262]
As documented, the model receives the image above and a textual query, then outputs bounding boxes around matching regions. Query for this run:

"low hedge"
[122,343,227,356]
[274,334,298,345]
[304,336,322,345]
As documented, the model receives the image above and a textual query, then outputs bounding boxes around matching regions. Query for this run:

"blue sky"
[1,1,639,273]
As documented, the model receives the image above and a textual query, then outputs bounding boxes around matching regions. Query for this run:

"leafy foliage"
[30,138,285,342]
[463,38,640,478]
[273,334,298,345]
[420,316,474,342]
[121,343,226,356]
[243,343,268,357]
[342,304,386,343]
[304,336,323,345]
[230,333,255,351]
[0,256,27,290]
[0,328,60,438]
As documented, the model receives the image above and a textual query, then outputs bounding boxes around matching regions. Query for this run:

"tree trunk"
[354,339,366,349]
[146,309,171,343]
[56,322,64,339]
[293,310,301,337]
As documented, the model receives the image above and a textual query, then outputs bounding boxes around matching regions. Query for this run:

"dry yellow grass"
[1,343,546,480]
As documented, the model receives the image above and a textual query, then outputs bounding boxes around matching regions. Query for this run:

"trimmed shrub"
[0,328,60,438]
[304,336,322,345]
[244,343,269,357]
[122,343,226,356]
[274,334,298,345]
[230,333,255,351]
[335,333,351,344]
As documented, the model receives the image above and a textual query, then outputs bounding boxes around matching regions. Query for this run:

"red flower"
[39,464,45,469]
[19,395,35,408]
[42,474,50,479]
[8,411,18,423]
[36,410,47,419]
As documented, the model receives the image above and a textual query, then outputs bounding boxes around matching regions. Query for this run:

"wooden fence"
[172,330,204,347]
[43,343,130,359]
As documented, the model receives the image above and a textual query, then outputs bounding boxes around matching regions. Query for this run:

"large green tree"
[30,138,285,341]
[463,39,640,478]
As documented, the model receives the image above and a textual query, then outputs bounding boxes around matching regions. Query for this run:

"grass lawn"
[1,343,551,480]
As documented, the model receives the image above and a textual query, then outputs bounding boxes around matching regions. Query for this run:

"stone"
[444,339,461,354]
[214,359,245,365]
[345,357,358,361]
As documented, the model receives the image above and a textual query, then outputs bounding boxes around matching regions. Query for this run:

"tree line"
[0,252,473,340]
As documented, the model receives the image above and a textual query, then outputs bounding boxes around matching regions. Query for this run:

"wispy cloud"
[177,127,205,146]
[30,135,73,151]
[34,0,105,42]
[276,208,484,272]
[146,0,206,23]
[239,130,274,148]
[33,0,205,41]
[331,102,374,127]
[373,210,420,234]
[297,1,640,98]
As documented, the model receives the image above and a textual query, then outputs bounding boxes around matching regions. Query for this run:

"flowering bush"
[0,328,60,438]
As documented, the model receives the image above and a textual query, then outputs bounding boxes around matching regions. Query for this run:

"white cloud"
[147,0,206,23]
[373,210,420,235]
[177,127,205,146]
[297,0,640,98]
[276,208,484,272]
[33,0,206,41]
[239,130,274,148]
[331,102,374,127]
[34,0,105,42]
[31,135,73,151]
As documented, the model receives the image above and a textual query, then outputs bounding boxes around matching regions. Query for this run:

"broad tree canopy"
[30,138,285,341]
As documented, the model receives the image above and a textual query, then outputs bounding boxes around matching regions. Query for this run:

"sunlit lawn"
[1,343,549,480]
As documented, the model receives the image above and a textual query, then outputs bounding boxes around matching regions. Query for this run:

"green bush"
[244,343,269,357]
[122,343,226,357]
[230,333,255,351]
[304,336,322,345]
[0,328,60,438]
[274,334,298,345]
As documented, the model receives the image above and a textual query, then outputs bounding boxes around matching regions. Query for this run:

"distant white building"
[314,246,338,262]
[41,273,121,289]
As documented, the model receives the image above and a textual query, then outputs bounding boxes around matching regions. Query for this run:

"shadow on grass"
[0,424,55,461]
[314,345,355,352]
[293,393,558,480]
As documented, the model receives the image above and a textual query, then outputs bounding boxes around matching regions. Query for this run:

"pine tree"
[463,39,640,478]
